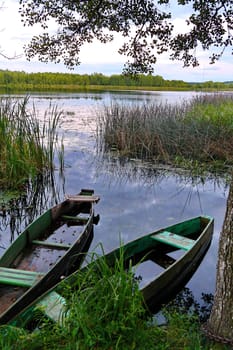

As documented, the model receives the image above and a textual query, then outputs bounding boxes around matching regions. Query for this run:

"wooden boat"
[0,188,100,324]
[10,215,213,327]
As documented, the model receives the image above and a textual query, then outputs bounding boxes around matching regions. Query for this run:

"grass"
[0,248,161,349]
[59,250,155,349]
[0,248,231,349]
[97,94,233,177]
[0,97,64,190]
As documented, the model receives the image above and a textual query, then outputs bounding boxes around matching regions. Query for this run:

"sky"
[0,0,232,82]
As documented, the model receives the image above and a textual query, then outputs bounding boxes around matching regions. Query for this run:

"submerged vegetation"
[0,97,63,190]
[0,248,229,349]
[97,94,233,178]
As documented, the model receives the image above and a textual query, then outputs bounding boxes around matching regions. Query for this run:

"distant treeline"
[0,70,231,91]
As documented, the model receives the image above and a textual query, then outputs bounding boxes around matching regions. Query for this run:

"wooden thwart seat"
[36,291,67,323]
[61,215,89,224]
[66,194,100,203]
[32,240,71,250]
[0,267,44,287]
[152,231,195,251]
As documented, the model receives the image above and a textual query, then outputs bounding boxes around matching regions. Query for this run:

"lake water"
[0,90,228,306]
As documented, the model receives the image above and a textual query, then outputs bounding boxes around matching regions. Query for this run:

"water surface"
[0,90,228,305]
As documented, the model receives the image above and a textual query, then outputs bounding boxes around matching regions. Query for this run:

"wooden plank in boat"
[36,291,66,323]
[32,240,71,250]
[152,231,195,251]
[61,215,89,224]
[65,195,100,203]
[0,267,44,287]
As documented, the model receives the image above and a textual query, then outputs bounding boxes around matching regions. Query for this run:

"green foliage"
[19,0,172,74]
[0,325,29,350]
[0,97,64,189]
[0,70,189,90]
[185,94,233,129]
[0,70,231,92]
[97,94,233,177]
[163,311,202,349]
[0,250,230,349]
[19,1,233,74]
[47,249,162,349]
[0,191,21,205]
[0,249,163,349]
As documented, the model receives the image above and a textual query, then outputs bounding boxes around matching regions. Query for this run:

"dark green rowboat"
[0,189,99,324]
[10,215,213,327]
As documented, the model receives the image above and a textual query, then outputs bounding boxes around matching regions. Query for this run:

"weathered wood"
[10,215,213,327]
[61,215,89,223]
[0,188,100,324]
[36,291,67,323]
[65,195,100,203]
[0,267,44,287]
[32,240,71,250]
[152,231,195,250]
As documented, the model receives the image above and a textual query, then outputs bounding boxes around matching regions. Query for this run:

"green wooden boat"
[0,189,100,324]
[10,215,213,327]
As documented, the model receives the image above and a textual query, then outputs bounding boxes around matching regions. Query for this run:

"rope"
[201,323,233,346]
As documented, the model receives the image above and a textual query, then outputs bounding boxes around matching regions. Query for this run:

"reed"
[97,94,233,174]
[0,97,64,189]
[97,101,193,160]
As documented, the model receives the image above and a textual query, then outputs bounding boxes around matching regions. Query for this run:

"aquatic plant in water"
[97,95,233,178]
[0,97,64,190]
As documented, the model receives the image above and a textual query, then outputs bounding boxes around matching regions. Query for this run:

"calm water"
[0,90,228,304]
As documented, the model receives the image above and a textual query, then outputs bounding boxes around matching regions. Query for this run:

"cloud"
[79,36,126,64]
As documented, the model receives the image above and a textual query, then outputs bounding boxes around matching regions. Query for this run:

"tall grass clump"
[0,248,229,349]
[184,94,233,163]
[0,97,64,189]
[1,248,162,349]
[57,250,159,349]
[97,102,186,161]
[97,94,233,174]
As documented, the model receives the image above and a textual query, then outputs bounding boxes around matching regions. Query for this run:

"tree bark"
[206,180,233,343]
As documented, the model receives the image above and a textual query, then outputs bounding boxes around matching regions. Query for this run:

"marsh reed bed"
[0,97,63,189]
[97,94,233,174]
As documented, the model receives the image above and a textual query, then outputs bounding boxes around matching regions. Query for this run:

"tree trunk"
[205,180,233,344]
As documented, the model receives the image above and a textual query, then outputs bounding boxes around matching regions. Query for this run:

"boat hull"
[142,216,214,312]
[0,189,99,324]
[10,215,213,327]
[101,215,214,312]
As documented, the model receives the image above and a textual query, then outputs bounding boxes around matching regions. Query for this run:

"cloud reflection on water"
[0,91,228,305]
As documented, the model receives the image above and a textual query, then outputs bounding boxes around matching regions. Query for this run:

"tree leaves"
[19,0,233,74]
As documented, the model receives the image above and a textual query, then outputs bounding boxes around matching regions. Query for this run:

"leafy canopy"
[19,0,233,74]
